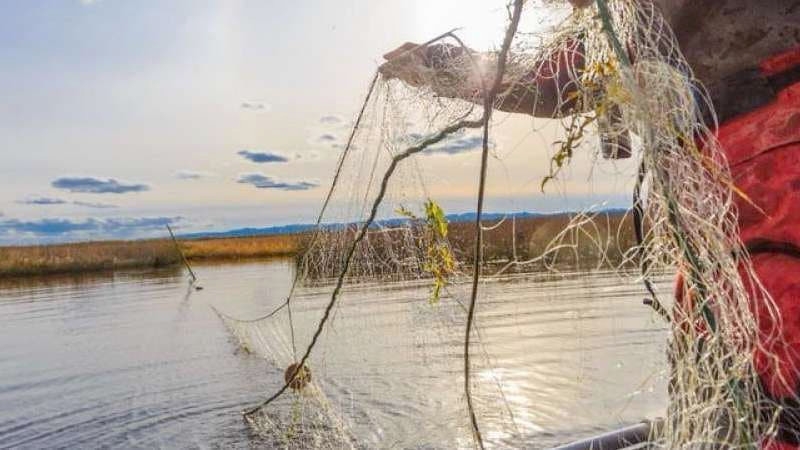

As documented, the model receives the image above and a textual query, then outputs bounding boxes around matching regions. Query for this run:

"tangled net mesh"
[215,0,788,448]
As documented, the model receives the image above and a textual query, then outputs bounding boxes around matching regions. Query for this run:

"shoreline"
[0,212,633,279]
[0,234,304,279]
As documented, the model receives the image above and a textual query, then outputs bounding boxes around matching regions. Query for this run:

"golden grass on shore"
[0,234,304,278]
[308,211,637,280]
[0,240,181,278]
[0,212,634,278]
[179,234,302,261]
[448,211,636,269]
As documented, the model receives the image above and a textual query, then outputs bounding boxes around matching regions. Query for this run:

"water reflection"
[0,260,671,448]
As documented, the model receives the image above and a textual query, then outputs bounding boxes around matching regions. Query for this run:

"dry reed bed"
[0,234,304,278]
[304,212,636,280]
[0,213,632,278]
[448,212,636,269]
[0,240,180,277]
[180,234,302,260]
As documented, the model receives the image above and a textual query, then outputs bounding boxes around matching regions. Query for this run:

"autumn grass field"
[0,212,634,278]
[449,211,636,269]
[0,234,304,278]
[179,234,302,261]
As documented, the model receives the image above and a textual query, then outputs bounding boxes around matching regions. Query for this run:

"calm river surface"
[0,259,672,449]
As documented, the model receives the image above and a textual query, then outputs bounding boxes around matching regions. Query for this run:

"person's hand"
[379,42,466,88]
[378,42,430,87]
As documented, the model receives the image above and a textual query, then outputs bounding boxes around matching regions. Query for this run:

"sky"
[0,0,637,245]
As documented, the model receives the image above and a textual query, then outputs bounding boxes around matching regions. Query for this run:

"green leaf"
[425,199,448,238]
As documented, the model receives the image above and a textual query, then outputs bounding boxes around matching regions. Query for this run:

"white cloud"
[175,170,217,180]
[236,173,318,191]
[52,176,149,194]
[241,101,270,112]
[319,115,342,125]
[237,150,290,164]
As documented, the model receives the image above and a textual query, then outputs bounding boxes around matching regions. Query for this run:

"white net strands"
[214,0,787,448]
[217,300,355,449]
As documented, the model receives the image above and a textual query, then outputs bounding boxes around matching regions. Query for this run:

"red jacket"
[695,47,800,449]
[538,43,800,446]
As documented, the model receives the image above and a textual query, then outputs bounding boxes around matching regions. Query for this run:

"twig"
[219,30,462,319]
[464,1,524,448]
[166,224,197,284]
[243,118,484,417]
[312,28,460,237]
[214,70,379,325]
[229,29,485,417]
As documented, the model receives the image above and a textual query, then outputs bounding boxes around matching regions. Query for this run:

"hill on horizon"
[179,208,629,240]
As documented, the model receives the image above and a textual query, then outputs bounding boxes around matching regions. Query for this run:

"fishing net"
[215,0,785,448]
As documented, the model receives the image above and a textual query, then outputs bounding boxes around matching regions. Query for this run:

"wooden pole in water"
[166,224,197,283]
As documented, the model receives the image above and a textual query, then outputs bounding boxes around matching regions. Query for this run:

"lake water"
[0,259,672,449]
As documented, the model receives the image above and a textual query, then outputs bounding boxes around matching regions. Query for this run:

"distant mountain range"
[178,209,628,240]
